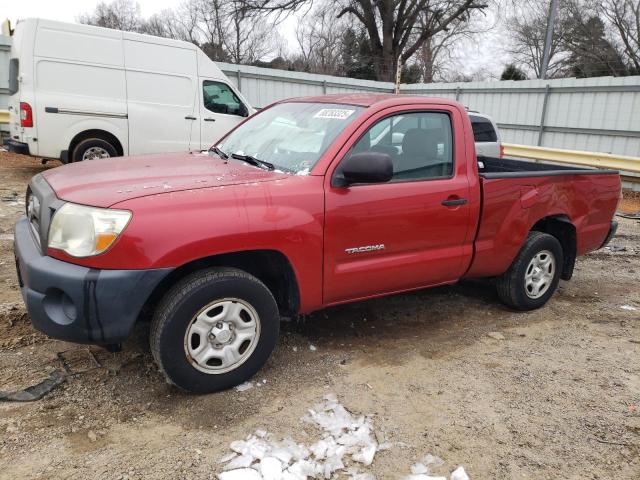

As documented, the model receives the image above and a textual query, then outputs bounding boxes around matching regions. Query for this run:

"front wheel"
[150,268,280,393]
[496,232,563,311]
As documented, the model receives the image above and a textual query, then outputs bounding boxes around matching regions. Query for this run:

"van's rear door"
[7,19,32,150]
[124,34,199,154]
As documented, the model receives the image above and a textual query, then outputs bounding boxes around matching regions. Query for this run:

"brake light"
[20,102,33,128]
[499,144,505,159]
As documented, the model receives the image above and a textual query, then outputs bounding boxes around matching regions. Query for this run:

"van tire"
[71,138,118,162]
[496,232,563,311]
[150,267,280,393]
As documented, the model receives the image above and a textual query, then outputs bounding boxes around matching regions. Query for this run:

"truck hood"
[42,152,291,208]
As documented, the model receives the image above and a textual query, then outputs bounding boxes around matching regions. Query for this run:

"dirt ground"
[0,151,638,480]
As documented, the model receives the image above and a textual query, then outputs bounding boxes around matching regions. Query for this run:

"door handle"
[204,117,216,122]
[185,115,197,120]
[441,197,467,207]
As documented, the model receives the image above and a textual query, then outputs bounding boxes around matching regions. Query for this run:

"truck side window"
[350,112,454,181]
[203,81,244,116]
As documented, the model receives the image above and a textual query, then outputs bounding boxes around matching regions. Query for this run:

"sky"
[2,0,508,79]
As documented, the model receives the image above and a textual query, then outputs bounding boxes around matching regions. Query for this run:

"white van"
[7,18,254,162]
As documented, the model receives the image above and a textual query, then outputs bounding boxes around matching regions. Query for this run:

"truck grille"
[25,174,61,253]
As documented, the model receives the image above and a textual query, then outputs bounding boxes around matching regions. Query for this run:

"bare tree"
[78,0,144,32]
[236,0,488,81]
[600,0,640,72]
[295,4,347,75]
[504,0,568,78]
[416,11,494,83]
[222,1,277,64]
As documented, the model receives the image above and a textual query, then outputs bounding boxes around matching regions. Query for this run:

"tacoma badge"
[345,244,385,254]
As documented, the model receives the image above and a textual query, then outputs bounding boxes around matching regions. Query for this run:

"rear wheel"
[72,137,118,162]
[150,268,280,393]
[496,232,563,310]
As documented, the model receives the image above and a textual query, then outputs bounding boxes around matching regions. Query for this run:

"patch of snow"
[218,394,380,479]
[450,466,469,480]
[235,381,254,392]
[218,468,262,480]
[218,398,470,480]
[309,345,317,351]
[621,305,638,311]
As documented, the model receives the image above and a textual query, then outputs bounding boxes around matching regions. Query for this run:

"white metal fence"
[217,62,640,158]
[1,48,639,157]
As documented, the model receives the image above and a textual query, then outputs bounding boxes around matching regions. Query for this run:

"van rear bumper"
[5,139,30,156]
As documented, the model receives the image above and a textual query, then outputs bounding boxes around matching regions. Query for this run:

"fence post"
[455,87,461,102]
[538,84,551,146]
[236,69,242,91]
[322,80,327,94]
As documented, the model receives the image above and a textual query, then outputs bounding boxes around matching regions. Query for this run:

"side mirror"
[238,103,249,117]
[332,151,393,188]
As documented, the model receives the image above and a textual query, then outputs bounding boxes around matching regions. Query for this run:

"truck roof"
[281,93,462,108]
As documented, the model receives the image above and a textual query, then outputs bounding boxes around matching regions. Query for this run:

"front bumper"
[14,217,172,345]
[5,139,30,156]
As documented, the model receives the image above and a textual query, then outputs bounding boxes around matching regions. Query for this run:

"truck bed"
[478,156,618,178]
[465,156,621,280]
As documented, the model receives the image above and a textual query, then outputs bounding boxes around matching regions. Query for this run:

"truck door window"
[203,81,244,116]
[349,112,453,181]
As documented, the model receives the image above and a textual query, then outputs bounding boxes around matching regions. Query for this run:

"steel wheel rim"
[524,250,555,299]
[183,298,260,374]
[82,146,110,160]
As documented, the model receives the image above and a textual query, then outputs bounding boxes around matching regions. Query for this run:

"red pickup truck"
[14,94,620,393]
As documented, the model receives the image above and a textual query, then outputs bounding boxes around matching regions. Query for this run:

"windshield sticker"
[313,108,356,120]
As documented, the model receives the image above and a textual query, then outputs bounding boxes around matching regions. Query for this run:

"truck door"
[198,79,249,149]
[323,108,474,305]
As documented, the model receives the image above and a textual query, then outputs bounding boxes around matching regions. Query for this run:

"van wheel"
[72,138,118,162]
[496,232,563,311]
[150,268,280,393]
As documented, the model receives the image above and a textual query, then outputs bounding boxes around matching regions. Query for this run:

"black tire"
[150,267,280,393]
[71,137,118,162]
[496,231,563,311]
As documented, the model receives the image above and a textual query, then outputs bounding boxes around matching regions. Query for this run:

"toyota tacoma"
[14,94,621,393]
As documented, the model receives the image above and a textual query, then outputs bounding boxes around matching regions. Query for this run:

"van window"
[470,115,498,142]
[9,59,19,95]
[203,81,244,116]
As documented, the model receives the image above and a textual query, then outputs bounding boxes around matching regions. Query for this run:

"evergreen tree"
[564,16,628,77]
[500,63,527,80]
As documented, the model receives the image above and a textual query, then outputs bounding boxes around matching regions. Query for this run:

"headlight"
[48,203,131,257]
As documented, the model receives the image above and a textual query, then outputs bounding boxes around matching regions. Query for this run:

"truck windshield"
[216,102,364,174]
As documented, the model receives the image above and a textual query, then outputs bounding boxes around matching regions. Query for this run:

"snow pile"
[218,394,470,480]
[401,454,468,480]
[218,394,381,479]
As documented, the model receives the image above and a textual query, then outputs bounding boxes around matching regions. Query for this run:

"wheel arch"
[139,249,301,323]
[530,215,576,280]
[68,129,124,161]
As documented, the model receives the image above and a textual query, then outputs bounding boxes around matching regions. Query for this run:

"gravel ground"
[0,151,638,480]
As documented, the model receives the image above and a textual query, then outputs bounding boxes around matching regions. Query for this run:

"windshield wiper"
[209,145,229,159]
[230,153,275,171]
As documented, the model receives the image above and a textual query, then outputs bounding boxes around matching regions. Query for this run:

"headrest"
[402,128,441,158]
